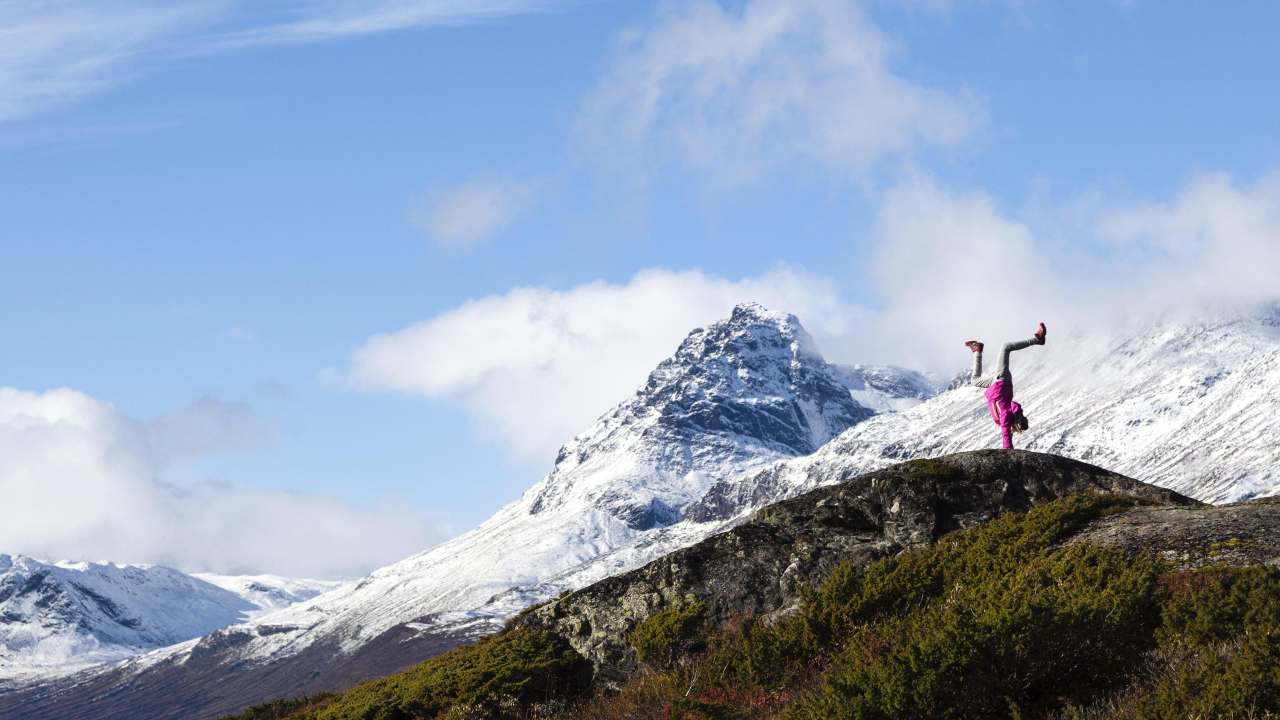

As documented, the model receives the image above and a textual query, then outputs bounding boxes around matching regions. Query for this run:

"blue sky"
[3,0,1279,577]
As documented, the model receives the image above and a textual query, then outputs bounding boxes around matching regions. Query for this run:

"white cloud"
[1101,171,1280,317]
[349,267,864,458]
[856,175,1062,370]
[577,0,983,183]
[0,1,565,124]
[855,170,1280,371]
[351,169,1280,463]
[213,0,569,48]
[0,1,209,122]
[0,387,435,578]
[411,178,541,248]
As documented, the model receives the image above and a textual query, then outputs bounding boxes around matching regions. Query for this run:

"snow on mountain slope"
[830,364,940,414]
[741,309,1280,507]
[220,303,895,656]
[190,574,341,617]
[34,302,923,701]
[0,555,335,679]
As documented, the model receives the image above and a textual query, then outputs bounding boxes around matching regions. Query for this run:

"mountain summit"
[527,302,873,528]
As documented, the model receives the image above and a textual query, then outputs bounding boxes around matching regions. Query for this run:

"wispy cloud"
[0,0,567,124]
[0,1,210,123]
[410,178,541,249]
[577,0,984,184]
[209,0,570,49]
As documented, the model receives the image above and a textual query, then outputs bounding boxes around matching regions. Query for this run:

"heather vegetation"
[224,495,1280,720]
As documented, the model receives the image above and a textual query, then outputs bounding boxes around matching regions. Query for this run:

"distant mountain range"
[0,554,336,680]
[5,302,1280,719]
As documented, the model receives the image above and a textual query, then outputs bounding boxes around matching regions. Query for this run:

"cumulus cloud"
[1101,171,1280,317]
[0,387,435,578]
[351,168,1280,462]
[411,178,541,248]
[841,170,1280,371]
[866,170,1280,370]
[349,268,865,458]
[577,0,983,183]
[853,176,1065,370]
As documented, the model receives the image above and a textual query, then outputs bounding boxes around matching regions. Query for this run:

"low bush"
[312,628,591,720]
[630,600,708,670]
[224,696,338,720]
[1158,565,1280,646]
[225,628,590,720]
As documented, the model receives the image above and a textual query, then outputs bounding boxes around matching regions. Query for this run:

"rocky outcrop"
[514,450,1197,685]
[1069,496,1280,569]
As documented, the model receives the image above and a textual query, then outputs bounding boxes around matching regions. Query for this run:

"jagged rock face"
[515,450,1196,685]
[527,302,874,526]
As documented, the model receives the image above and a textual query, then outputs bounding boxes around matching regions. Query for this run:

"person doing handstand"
[965,322,1047,450]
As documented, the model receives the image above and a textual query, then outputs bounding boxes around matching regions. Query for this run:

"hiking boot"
[1033,322,1047,345]
[964,340,984,353]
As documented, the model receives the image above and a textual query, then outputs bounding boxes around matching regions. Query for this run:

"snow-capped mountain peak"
[525,302,871,527]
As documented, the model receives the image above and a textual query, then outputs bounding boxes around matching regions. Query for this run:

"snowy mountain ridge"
[737,307,1280,508]
[0,554,337,680]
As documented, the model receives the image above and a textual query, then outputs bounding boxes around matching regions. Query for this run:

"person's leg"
[966,341,990,387]
[996,339,1036,380]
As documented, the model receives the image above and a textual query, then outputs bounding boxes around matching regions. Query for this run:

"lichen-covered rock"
[1069,496,1280,569]
[514,449,1195,684]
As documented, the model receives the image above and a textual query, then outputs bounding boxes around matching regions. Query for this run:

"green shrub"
[1158,565,1280,646]
[629,599,708,670]
[222,695,338,720]
[695,611,821,693]
[789,542,1162,720]
[610,494,1164,720]
[804,494,1140,647]
[299,628,590,720]
[1133,630,1280,719]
